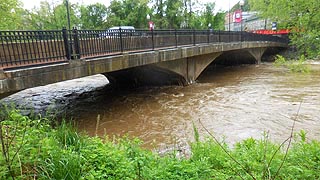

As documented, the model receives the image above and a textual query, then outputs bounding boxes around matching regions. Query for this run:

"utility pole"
[66,0,71,30]
[228,0,231,31]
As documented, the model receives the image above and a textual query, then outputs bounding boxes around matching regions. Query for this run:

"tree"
[164,0,184,29]
[0,0,24,30]
[203,2,215,29]
[107,0,150,29]
[231,0,250,12]
[187,1,225,30]
[107,0,124,27]
[249,0,320,57]
[25,1,53,30]
[80,3,108,29]
[25,0,80,30]
[213,12,226,30]
[153,0,165,29]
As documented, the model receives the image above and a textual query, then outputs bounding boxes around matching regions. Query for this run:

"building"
[225,11,271,32]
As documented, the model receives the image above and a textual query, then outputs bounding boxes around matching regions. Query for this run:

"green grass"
[1,109,320,179]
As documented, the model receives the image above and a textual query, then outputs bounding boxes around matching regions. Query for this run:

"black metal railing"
[0,28,288,69]
[0,30,67,68]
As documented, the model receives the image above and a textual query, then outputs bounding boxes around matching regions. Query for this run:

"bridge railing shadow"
[0,28,288,70]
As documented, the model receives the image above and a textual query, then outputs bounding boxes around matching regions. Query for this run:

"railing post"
[151,29,154,50]
[193,29,196,46]
[242,31,246,42]
[218,30,221,42]
[119,27,123,53]
[207,29,210,43]
[175,29,178,47]
[73,27,81,59]
[62,27,71,60]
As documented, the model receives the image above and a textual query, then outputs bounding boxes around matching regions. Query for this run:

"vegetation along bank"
[0,108,319,179]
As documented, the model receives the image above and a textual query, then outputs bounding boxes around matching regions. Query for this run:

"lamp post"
[240,0,244,31]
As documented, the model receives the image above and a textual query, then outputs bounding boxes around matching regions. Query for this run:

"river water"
[74,62,320,149]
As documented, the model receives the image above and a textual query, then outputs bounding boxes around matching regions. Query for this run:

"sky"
[20,0,240,12]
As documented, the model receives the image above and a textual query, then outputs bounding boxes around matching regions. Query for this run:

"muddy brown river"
[74,63,320,149]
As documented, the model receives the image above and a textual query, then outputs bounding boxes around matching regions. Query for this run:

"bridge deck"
[0,29,288,70]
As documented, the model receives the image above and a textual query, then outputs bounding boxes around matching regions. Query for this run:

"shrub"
[274,55,310,73]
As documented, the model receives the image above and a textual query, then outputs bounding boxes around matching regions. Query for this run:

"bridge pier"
[246,47,267,64]
[153,52,222,84]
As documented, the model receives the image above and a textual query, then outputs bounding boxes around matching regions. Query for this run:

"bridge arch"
[213,49,259,65]
[103,65,187,88]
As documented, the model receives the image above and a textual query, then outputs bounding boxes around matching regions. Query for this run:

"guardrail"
[0,28,288,69]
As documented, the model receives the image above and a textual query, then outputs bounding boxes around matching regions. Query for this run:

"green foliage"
[79,3,108,29]
[274,55,310,73]
[107,0,150,29]
[1,0,226,30]
[280,134,320,179]
[0,108,52,179]
[249,0,320,58]
[231,0,250,12]
[231,138,284,179]
[274,54,287,67]
[203,2,215,29]
[193,122,200,142]
[24,1,80,30]
[213,12,226,30]
[153,0,165,29]
[54,120,84,152]
[164,0,184,29]
[288,55,310,73]
[0,0,25,30]
[1,110,320,179]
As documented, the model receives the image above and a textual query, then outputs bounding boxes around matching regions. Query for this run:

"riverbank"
[1,109,319,179]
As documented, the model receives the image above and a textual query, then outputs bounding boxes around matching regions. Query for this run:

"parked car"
[99,26,135,38]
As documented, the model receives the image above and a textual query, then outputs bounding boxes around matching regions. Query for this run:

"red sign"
[234,9,242,23]
[148,21,154,30]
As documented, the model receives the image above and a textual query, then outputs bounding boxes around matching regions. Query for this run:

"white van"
[108,26,135,31]
[99,26,135,37]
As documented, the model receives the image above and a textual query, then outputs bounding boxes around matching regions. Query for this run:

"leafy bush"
[274,55,310,73]
[274,54,287,67]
